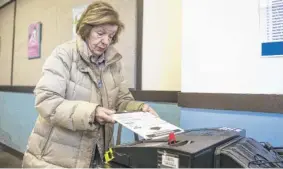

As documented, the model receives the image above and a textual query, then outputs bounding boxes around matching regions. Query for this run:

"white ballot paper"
[111,112,184,140]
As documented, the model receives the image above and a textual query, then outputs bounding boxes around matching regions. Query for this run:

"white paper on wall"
[72,5,88,39]
[259,0,283,57]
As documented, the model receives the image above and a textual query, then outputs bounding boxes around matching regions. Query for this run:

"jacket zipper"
[90,67,108,167]
[100,67,109,107]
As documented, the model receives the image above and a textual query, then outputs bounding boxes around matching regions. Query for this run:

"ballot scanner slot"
[123,138,193,148]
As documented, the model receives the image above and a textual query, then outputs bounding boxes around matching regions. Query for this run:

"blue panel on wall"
[146,102,180,126]
[2,91,283,151]
[0,93,181,150]
[0,92,37,153]
[180,108,283,146]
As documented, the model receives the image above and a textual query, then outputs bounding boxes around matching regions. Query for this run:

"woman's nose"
[102,36,110,45]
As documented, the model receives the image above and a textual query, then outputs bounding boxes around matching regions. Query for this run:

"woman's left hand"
[142,104,159,117]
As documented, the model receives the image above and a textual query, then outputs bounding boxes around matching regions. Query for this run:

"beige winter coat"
[22,35,144,168]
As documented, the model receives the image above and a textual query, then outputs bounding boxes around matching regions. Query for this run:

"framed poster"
[28,22,42,59]
[260,0,283,57]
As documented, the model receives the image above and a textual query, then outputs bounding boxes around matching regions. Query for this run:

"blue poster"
[260,0,283,57]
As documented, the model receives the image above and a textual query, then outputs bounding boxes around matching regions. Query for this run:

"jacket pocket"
[40,126,54,158]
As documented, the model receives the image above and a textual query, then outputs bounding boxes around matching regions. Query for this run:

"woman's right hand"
[95,106,116,125]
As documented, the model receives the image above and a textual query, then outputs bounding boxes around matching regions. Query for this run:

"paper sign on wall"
[260,0,283,57]
[72,5,88,39]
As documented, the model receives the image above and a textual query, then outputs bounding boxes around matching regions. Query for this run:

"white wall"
[142,0,182,91]
[182,0,283,94]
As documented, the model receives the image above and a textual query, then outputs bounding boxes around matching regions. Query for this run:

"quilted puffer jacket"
[22,35,144,168]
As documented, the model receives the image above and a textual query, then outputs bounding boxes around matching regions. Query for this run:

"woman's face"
[86,24,118,56]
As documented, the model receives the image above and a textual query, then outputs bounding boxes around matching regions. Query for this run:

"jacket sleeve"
[115,61,145,112]
[34,46,99,131]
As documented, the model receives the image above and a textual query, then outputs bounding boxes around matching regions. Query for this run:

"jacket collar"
[76,35,122,72]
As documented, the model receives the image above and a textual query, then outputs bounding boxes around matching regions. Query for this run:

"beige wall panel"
[0,2,14,85]
[142,0,181,91]
[13,0,137,87]
[13,0,59,86]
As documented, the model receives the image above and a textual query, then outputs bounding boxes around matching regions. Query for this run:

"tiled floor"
[0,146,22,168]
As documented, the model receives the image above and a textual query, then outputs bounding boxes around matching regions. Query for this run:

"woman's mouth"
[97,47,105,51]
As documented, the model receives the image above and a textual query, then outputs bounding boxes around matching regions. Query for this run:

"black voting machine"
[100,127,283,168]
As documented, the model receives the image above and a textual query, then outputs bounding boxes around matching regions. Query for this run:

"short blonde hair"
[76,1,124,44]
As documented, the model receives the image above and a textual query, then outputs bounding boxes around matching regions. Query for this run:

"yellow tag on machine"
[104,148,114,163]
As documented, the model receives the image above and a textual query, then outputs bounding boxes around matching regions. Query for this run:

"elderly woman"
[22,1,158,168]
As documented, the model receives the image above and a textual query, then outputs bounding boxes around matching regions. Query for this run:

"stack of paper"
[111,112,184,140]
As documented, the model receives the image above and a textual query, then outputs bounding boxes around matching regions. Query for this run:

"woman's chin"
[92,51,103,56]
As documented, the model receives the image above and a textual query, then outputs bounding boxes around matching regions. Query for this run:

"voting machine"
[103,127,283,168]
